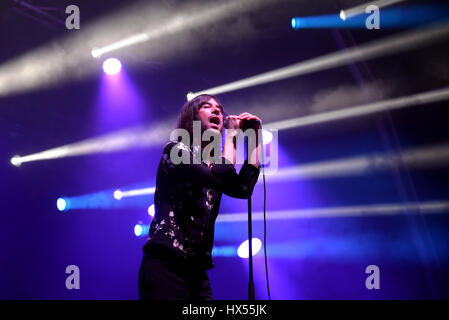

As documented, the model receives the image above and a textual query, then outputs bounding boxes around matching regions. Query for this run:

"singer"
[138,94,262,300]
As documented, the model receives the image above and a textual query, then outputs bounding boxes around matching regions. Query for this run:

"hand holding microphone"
[226,112,262,130]
[225,112,262,147]
[237,112,262,131]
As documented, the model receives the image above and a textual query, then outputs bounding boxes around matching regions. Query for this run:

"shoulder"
[163,141,177,153]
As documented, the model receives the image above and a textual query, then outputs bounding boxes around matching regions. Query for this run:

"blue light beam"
[291,5,449,29]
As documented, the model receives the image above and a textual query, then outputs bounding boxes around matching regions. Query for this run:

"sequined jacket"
[143,141,260,269]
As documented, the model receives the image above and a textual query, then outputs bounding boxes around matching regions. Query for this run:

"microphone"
[241,118,261,129]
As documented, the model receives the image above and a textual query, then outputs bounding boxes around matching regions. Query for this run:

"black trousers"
[138,249,213,300]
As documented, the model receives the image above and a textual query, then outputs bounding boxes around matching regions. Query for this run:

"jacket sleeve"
[162,141,260,199]
[211,158,260,199]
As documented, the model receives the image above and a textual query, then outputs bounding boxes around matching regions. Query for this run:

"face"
[196,98,224,133]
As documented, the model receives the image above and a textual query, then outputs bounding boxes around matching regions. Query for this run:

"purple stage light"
[237,238,262,258]
[102,58,122,75]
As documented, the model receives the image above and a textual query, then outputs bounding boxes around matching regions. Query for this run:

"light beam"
[340,0,408,21]
[187,23,449,99]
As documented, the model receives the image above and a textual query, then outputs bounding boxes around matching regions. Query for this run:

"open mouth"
[209,116,221,128]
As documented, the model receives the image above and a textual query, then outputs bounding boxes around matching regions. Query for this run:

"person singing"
[138,94,262,300]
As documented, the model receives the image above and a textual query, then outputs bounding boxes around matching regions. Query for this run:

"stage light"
[115,187,156,200]
[10,155,22,167]
[340,0,407,20]
[52,186,154,212]
[10,85,449,166]
[92,34,149,59]
[113,189,123,200]
[148,204,155,217]
[6,121,172,165]
[56,142,448,213]
[89,1,267,60]
[212,246,236,257]
[57,198,69,212]
[134,224,143,237]
[262,130,273,145]
[91,48,100,58]
[339,4,449,27]
[102,58,121,75]
[0,0,272,97]
[186,92,196,101]
[217,201,449,223]
[188,23,449,97]
[291,17,297,28]
[237,238,262,258]
[134,223,150,237]
[260,143,449,182]
[263,87,449,131]
[290,14,343,29]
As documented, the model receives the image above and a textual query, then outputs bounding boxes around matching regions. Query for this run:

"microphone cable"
[245,121,271,300]
[261,140,271,300]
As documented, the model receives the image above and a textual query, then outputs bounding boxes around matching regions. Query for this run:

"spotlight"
[134,224,143,237]
[92,34,149,60]
[263,88,449,132]
[212,246,236,257]
[262,130,273,145]
[10,155,22,167]
[91,48,100,58]
[57,198,69,212]
[148,204,155,217]
[291,17,297,28]
[116,187,156,199]
[188,24,449,97]
[113,189,123,200]
[186,92,196,101]
[102,58,121,75]
[237,238,262,258]
[134,223,149,237]
[340,0,407,20]
[216,201,449,223]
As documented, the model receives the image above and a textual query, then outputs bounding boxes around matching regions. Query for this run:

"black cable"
[247,194,255,301]
[254,128,270,300]
[261,148,271,300]
[247,126,270,300]
[247,135,255,301]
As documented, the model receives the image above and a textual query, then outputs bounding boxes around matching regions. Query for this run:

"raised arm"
[162,141,259,199]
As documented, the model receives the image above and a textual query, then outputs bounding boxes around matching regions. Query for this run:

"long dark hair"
[176,94,226,140]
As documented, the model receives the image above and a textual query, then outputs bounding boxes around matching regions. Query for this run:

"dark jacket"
[143,141,260,269]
